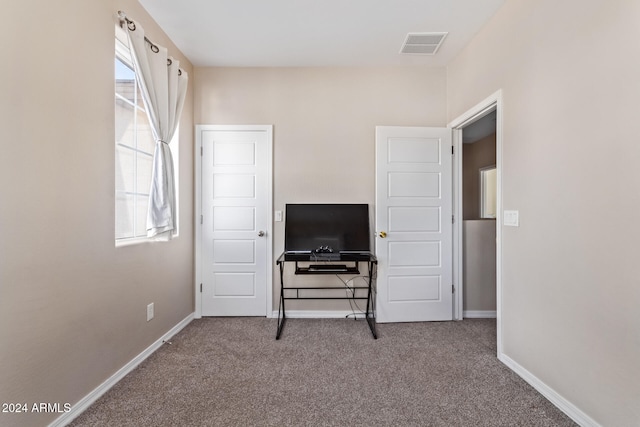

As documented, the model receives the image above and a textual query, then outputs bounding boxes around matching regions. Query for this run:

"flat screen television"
[284,204,370,254]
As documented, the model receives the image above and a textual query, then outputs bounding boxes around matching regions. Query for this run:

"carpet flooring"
[69,318,576,426]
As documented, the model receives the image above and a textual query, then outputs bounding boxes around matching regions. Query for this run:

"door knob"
[379,231,387,238]
[258,231,265,237]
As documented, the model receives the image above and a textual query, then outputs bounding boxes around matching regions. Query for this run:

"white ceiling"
[138,0,505,67]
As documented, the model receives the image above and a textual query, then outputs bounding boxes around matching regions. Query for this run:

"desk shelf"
[294,263,360,275]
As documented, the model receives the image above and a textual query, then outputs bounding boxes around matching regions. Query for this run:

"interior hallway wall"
[447,1,640,425]
[463,220,496,314]
[463,133,496,220]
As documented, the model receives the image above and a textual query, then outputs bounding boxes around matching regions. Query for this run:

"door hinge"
[200,283,203,293]
[200,146,203,156]
[452,215,455,224]
[451,145,454,155]
[200,215,203,225]
[452,284,455,294]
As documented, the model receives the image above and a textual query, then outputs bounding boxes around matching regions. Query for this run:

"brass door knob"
[379,231,387,238]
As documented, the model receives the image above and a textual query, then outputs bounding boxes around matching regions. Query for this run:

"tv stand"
[276,252,377,340]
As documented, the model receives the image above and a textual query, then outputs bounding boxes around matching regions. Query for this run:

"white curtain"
[124,17,188,240]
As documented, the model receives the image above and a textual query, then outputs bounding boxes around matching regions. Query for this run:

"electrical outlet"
[147,303,154,321]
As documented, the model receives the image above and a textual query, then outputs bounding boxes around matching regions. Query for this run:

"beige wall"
[463,220,496,313]
[0,1,194,426]
[195,66,447,310]
[463,133,496,220]
[448,1,640,425]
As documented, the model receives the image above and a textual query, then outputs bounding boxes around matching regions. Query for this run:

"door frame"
[449,90,503,356]
[194,124,273,319]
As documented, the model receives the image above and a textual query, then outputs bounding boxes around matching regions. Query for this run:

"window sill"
[115,237,151,248]
[115,233,179,248]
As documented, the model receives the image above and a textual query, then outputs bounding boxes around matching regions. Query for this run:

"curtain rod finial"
[117,11,136,31]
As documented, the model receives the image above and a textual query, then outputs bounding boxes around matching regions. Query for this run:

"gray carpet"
[70,318,576,426]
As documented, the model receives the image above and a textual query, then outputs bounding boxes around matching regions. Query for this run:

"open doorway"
[460,110,497,319]
[450,90,503,355]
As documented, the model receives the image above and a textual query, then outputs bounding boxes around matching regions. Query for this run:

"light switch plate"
[503,210,519,227]
[275,211,283,222]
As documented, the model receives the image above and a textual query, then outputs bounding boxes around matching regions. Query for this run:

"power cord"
[336,274,369,319]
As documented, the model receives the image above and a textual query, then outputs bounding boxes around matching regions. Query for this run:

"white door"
[199,126,272,316]
[375,126,453,322]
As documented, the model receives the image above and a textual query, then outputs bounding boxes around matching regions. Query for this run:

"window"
[480,166,497,219]
[114,30,179,245]
[115,36,155,243]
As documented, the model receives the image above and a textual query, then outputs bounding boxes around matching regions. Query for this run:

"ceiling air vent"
[400,32,448,55]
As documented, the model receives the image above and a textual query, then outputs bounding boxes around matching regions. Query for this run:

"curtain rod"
[117,10,183,74]
[118,11,159,52]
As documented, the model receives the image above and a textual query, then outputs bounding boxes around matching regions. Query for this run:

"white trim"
[271,310,368,319]
[194,125,274,319]
[452,128,463,321]
[449,89,503,356]
[463,310,497,318]
[49,313,194,427]
[499,353,602,427]
[195,127,203,318]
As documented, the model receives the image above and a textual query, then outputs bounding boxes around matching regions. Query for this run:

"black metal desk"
[276,252,377,340]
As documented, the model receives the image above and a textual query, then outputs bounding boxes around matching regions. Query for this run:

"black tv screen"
[284,204,370,253]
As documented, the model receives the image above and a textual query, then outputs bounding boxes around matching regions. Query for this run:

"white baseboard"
[463,310,497,318]
[271,310,367,319]
[50,313,194,427]
[278,310,497,320]
[499,353,600,427]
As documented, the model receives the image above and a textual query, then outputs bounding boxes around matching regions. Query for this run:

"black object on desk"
[276,252,378,340]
